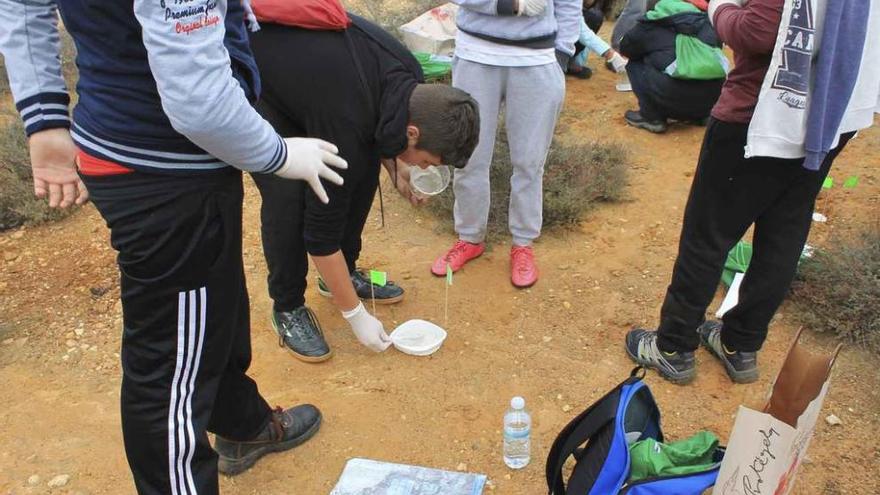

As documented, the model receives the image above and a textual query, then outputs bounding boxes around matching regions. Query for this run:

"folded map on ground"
[330,458,486,495]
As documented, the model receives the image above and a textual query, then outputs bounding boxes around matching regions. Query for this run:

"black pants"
[251,169,380,313]
[83,170,271,495]
[657,120,853,353]
[627,60,723,122]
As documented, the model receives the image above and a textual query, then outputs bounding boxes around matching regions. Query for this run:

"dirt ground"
[2,34,880,495]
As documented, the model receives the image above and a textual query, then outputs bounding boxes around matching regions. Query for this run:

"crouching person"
[620,0,727,133]
[249,11,480,361]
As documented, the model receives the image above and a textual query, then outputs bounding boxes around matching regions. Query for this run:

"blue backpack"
[546,368,725,495]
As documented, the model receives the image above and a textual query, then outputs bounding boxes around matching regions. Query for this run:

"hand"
[555,50,571,72]
[608,52,628,73]
[517,0,547,16]
[28,128,88,208]
[275,137,348,204]
[386,160,426,206]
[342,302,392,352]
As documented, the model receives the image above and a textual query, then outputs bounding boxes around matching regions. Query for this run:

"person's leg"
[452,58,504,245]
[585,7,604,33]
[655,78,725,123]
[505,62,565,247]
[625,61,666,123]
[252,173,309,312]
[655,121,792,353]
[84,171,272,494]
[340,160,380,275]
[721,133,854,352]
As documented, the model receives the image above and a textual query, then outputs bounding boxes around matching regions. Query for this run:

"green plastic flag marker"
[822,177,834,189]
[843,176,859,189]
[446,264,453,286]
[370,270,387,287]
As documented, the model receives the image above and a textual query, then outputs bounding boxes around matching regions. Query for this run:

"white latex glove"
[275,137,348,204]
[342,302,392,352]
[517,0,547,17]
[609,52,628,73]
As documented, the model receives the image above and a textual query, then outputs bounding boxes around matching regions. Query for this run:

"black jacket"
[619,12,720,72]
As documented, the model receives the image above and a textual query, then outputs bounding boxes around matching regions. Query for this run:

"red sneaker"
[510,245,538,288]
[431,240,486,276]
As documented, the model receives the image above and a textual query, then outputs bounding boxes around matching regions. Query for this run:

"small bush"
[428,132,628,239]
[791,228,880,354]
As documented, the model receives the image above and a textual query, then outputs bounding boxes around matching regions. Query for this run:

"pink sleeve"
[713,0,784,55]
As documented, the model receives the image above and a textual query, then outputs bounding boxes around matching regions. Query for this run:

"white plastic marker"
[716,271,745,318]
[445,263,453,327]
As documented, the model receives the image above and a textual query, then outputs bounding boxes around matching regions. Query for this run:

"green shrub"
[791,228,880,354]
[428,132,628,239]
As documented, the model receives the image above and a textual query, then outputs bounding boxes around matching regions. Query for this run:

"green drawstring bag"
[722,240,753,287]
[671,37,728,80]
[413,52,451,81]
[629,431,720,483]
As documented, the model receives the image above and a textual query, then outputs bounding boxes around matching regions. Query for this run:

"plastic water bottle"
[503,396,531,469]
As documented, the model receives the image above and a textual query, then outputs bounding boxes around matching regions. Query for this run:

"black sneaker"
[625,329,696,384]
[272,307,332,363]
[698,320,759,384]
[567,64,593,80]
[318,269,405,305]
[215,405,322,476]
[624,110,668,134]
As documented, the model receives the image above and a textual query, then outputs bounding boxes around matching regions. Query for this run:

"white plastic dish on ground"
[390,319,448,356]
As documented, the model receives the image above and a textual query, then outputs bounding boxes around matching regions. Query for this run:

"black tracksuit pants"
[82,170,272,495]
[656,119,853,353]
[626,59,723,123]
[251,166,380,313]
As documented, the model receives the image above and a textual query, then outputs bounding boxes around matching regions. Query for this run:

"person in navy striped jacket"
[0,0,349,492]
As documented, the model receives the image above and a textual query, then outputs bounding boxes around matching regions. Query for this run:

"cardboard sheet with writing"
[713,328,841,495]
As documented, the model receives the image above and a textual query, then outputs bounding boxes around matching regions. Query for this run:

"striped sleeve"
[132,0,287,173]
[0,0,71,136]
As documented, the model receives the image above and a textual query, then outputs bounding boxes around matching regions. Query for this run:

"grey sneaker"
[625,329,696,384]
[317,269,405,305]
[698,320,759,384]
[215,405,322,476]
[272,306,332,363]
[624,110,668,133]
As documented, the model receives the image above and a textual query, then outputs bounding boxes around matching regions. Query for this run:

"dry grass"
[791,227,880,354]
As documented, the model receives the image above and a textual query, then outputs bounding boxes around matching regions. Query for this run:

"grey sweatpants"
[451,58,565,246]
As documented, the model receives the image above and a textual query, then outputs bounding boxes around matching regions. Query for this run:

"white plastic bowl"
[390,319,448,356]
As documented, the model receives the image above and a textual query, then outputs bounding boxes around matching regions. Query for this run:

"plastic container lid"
[511,396,525,410]
[390,319,448,356]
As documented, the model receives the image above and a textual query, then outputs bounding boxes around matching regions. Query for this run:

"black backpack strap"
[546,368,644,495]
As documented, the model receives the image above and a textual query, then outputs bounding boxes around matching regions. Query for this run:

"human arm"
[312,252,391,352]
[709,0,783,55]
[554,0,582,67]
[618,22,656,60]
[382,158,424,206]
[0,0,87,207]
[453,0,519,16]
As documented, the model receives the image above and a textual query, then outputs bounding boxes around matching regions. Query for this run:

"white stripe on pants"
[451,58,565,246]
[168,288,207,495]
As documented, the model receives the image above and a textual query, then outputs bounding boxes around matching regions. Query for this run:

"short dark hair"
[409,84,480,169]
